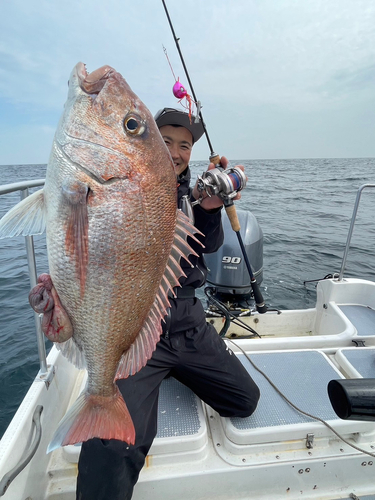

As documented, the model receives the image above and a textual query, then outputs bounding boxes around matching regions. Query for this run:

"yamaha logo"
[222,256,241,270]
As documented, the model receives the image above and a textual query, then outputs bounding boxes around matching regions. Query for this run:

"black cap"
[154,107,204,144]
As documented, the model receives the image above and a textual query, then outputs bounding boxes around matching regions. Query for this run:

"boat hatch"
[335,347,375,379]
[338,305,375,337]
[207,350,375,466]
[63,376,208,465]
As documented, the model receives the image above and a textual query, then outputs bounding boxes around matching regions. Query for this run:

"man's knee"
[226,384,260,418]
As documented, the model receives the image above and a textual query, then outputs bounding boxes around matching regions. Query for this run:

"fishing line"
[161,0,215,156]
[161,0,267,314]
[228,339,375,459]
[163,45,177,82]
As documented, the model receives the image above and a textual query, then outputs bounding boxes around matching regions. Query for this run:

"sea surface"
[0,158,374,437]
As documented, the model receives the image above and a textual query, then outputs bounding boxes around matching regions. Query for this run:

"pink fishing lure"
[172,78,195,121]
[163,46,197,122]
[173,79,188,99]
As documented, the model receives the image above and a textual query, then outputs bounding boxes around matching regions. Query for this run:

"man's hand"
[191,156,245,211]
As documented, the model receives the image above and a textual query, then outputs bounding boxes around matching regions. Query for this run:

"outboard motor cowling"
[204,209,263,301]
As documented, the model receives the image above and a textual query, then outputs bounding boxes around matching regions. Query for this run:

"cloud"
[0,0,374,163]
[0,123,56,165]
[325,64,375,98]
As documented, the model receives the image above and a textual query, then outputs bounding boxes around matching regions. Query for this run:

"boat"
[0,179,375,499]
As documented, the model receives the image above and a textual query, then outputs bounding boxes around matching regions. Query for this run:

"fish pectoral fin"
[62,180,89,297]
[116,210,204,379]
[55,338,86,369]
[47,387,135,453]
[0,188,45,238]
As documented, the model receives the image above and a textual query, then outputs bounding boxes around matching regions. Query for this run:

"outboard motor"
[204,209,263,309]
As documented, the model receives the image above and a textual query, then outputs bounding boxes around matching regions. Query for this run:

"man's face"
[159,125,193,176]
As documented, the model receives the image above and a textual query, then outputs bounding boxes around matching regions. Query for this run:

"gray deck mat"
[339,305,375,336]
[231,351,339,430]
[156,377,201,438]
[340,348,375,378]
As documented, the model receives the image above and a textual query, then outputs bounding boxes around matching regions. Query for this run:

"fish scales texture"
[46,65,177,403]
[0,62,200,450]
[47,156,176,396]
[45,70,176,396]
[0,62,202,449]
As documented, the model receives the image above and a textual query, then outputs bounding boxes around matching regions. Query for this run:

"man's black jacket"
[164,167,224,334]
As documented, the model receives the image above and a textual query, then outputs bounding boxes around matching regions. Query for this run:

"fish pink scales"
[0,62,203,452]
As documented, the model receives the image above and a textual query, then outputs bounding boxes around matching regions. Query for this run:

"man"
[76,108,260,500]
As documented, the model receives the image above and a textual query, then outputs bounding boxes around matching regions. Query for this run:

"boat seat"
[63,377,207,464]
[335,347,375,378]
[338,305,375,337]
[206,349,375,466]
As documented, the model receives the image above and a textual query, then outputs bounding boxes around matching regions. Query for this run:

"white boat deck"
[1,277,375,499]
[46,346,375,500]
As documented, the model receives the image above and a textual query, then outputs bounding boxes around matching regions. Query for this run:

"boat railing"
[338,183,375,281]
[0,180,374,374]
[0,179,47,374]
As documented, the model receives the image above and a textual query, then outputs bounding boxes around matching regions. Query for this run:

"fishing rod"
[161,0,218,163]
[161,0,267,314]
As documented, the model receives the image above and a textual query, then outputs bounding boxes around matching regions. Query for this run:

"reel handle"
[208,152,241,232]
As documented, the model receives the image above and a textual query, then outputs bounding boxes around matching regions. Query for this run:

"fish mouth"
[63,63,128,185]
[76,62,114,96]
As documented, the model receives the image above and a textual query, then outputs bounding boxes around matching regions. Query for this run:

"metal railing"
[0,179,47,373]
[1,180,374,371]
[339,183,375,281]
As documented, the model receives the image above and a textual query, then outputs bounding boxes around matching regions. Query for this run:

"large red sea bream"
[0,63,201,451]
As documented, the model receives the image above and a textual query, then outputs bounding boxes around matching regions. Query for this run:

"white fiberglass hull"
[1,277,375,499]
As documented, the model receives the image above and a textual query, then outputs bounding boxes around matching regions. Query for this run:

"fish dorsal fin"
[0,189,45,238]
[115,209,203,379]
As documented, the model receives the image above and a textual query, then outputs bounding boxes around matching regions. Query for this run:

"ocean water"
[0,158,374,437]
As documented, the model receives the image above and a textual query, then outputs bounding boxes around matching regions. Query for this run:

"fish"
[0,62,202,452]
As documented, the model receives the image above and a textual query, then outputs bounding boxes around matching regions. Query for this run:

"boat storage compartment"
[63,377,208,465]
[206,350,375,466]
[335,347,375,378]
[147,377,208,465]
[338,305,375,338]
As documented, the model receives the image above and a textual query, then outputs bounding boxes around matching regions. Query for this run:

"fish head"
[54,62,174,184]
[46,63,178,298]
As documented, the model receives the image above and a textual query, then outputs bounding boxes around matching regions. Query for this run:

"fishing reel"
[195,166,247,202]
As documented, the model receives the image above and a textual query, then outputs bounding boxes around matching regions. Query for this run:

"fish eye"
[123,114,146,136]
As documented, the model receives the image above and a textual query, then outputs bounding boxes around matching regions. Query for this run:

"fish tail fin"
[47,386,135,453]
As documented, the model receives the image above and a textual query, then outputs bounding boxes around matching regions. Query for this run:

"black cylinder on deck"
[328,378,375,421]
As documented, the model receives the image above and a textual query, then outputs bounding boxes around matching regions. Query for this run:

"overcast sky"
[0,0,374,165]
